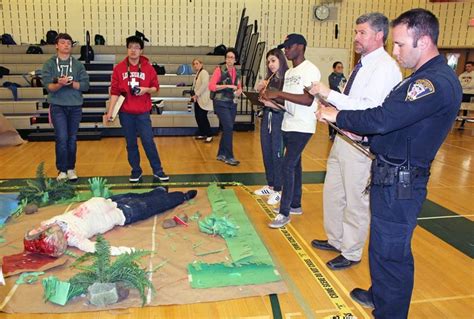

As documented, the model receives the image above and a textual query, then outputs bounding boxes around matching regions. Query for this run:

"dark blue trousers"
[279,131,312,216]
[50,104,82,172]
[369,175,429,319]
[119,112,164,176]
[260,109,284,191]
[111,187,186,224]
[214,100,237,159]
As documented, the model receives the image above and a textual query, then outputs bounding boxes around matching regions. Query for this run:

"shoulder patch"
[405,79,435,101]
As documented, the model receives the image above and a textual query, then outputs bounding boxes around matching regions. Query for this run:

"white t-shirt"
[281,60,321,134]
[42,197,127,254]
[459,70,474,95]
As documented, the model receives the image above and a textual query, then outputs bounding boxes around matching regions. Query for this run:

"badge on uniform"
[405,79,435,101]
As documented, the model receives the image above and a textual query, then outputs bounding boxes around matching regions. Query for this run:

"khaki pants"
[323,135,372,261]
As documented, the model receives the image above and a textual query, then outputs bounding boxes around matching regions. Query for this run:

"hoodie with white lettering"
[110,55,159,114]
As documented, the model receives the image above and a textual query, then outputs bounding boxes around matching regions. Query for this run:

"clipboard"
[109,95,125,121]
[243,91,292,115]
[243,91,264,107]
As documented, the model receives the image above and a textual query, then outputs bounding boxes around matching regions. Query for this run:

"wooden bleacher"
[0,45,256,141]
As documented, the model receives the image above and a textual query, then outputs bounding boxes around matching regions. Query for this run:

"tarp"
[0,186,286,313]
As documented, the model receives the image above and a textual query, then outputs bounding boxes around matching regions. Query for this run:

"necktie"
[343,60,362,95]
[340,60,366,144]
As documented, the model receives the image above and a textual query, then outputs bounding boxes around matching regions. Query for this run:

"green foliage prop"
[67,235,154,306]
[88,177,112,198]
[17,162,76,207]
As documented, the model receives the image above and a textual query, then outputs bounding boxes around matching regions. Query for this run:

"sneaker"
[254,185,275,196]
[267,192,281,205]
[225,158,240,166]
[57,172,68,181]
[153,171,170,181]
[195,136,206,140]
[273,206,303,215]
[66,169,78,181]
[129,173,142,183]
[268,214,290,228]
[216,155,226,162]
[205,136,213,143]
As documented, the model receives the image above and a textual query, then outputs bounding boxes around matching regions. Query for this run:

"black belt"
[371,156,430,186]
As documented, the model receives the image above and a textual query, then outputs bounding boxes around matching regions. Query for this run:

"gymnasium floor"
[0,121,472,318]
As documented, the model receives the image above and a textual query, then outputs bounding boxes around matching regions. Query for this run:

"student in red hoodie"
[106,36,169,183]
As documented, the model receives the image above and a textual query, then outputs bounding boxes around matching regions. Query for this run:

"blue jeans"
[50,104,82,172]
[260,109,284,191]
[214,100,237,159]
[111,187,186,224]
[119,112,163,176]
[279,131,312,216]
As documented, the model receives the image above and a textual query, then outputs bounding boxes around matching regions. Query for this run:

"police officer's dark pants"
[368,174,429,319]
[260,109,284,191]
[111,187,187,224]
[214,100,237,159]
[279,131,312,216]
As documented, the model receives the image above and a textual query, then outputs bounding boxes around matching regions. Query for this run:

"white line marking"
[146,215,158,304]
[418,214,474,220]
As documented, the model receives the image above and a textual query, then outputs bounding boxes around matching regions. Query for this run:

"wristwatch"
[52,77,58,84]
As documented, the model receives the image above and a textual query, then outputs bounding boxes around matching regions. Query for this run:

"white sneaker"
[57,172,68,181]
[67,169,78,181]
[273,206,303,215]
[267,192,281,205]
[254,185,275,196]
[268,214,291,228]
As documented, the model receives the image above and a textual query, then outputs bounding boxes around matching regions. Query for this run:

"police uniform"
[335,55,462,319]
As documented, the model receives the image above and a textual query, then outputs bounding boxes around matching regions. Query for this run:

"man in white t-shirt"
[261,34,321,228]
[309,13,402,270]
[458,61,473,128]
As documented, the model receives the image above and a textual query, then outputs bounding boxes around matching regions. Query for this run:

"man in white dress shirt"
[310,13,402,270]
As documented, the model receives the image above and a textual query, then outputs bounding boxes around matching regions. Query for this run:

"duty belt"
[371,156,430,186]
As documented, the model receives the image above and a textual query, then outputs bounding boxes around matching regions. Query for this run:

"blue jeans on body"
[50,104,82,172]
[119,111,163,176]
[260,109,284,191]
[214,100,237,159]
[111,187,186,224]
[279,131,312,216]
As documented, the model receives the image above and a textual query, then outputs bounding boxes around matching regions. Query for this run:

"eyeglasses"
[128,46,142,51]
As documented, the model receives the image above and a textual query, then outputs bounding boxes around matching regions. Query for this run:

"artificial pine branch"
[67,235,153,305]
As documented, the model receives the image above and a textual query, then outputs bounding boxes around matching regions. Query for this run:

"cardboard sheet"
[0,187,286,313]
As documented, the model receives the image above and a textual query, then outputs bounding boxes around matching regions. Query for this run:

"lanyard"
[56,56,72,76]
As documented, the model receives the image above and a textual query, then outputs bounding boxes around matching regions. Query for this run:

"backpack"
[177,64,192,75]
[1,34,16,45]
[46,30,58,45]
[208,44,226,56]
[79,45,94,62]
[26,45,43,54]
[152,62,166,75]
[0,66,10,78]
[94,34,105,45]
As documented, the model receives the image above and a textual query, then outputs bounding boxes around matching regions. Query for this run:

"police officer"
[313,8,462,319]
